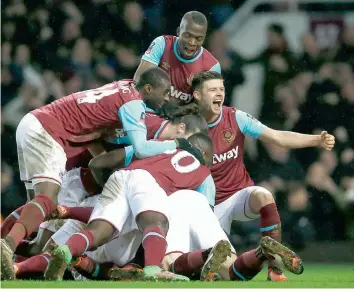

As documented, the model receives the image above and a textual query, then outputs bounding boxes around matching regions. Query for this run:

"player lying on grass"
[44,133,215,281]
[135,11,220,104]
[2,67,207,280]
[0,103,206,261]
[11,189,303,282]
[191,71,335,281]
[109,190,303,282]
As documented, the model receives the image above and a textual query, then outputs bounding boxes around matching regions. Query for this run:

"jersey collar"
[173,38,204,63]
[208,109,223,128]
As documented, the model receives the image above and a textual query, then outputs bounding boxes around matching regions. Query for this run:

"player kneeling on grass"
[191,71,335,281]
[45,133,215,281]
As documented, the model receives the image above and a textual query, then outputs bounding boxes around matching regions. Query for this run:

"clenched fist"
[319,131,335,150]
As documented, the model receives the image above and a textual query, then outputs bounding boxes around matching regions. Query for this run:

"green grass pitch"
[1,264,353,288]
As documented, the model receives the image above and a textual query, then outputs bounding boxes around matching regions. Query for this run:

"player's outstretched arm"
[259,128,335,150]
[134,36,165,82]
[88,147,129,186]
[235,110,335,150]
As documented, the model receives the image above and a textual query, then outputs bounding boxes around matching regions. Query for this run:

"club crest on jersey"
[161,61,170,70]
[186,73,194,87]
[222,128,235,143]
[146,42,155,55]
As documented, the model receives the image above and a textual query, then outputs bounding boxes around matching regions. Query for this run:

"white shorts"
[40,168,90,233]
[89,169,168,235]
[16,113,67,190]
[51,195,100,245]
[214,186,270,234]
[86,229,142,267]
[165,190,236,254]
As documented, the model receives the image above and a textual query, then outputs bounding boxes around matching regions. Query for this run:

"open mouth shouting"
[212,99,223,110]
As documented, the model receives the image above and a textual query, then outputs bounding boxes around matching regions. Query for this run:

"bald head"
[181,11,208,27]
[177,11,208,60]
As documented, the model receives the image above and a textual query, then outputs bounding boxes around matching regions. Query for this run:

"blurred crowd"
[1,0,353,247]
[228,23,354,249]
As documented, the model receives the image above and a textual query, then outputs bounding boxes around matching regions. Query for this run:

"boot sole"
[260,236,304,275]
[109,267,145,281]
[44,246,69,280]
[0,239,15,280]
[200,240,232,281]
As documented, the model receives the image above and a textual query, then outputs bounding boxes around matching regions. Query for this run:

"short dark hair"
[188,132,213,165]
[136,67,170,90]
[160,102,208,135]
[161,102,199,119]
[176,114,208,135]
[182,11,208,27]
[192,71,223,91]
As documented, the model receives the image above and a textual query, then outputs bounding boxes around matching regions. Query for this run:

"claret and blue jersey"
[142,35,221,103]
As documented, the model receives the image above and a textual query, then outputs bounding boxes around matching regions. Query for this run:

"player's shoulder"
[201,47,219,64]
[162,35,177,43]
[222,105,237,115]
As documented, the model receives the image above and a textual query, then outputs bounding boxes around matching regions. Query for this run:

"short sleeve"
[210,62,221,74]
[118,100,147,133]
[141,36,166,66]
[235,110,266,139]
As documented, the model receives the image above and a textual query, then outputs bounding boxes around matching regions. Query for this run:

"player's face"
[144,79,171,112]
[197,79,225,116]
[177,20,207,59]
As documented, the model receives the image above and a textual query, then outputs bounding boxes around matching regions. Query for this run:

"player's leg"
[214,186,286,281]
[162,190,232,280]
[45,172,130,280]
[1,114,67,280]
[229,236,303,281]
[127,170,189,281]
[1,205,25,237]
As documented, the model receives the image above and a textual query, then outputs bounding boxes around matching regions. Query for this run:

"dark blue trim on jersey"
[208,109,223,128]
[173,38,204,63]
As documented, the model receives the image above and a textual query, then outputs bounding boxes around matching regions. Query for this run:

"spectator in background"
[106,1,156,79]
[331,26,354,67]
[1,162,26,219]
[243,23,297,122]
[298,33,325,72]
[70,38,94,89]
[2,82,45,129]
[207,30,245,106]
[281,183,315,250]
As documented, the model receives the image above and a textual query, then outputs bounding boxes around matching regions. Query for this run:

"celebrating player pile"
[0,9,336,283]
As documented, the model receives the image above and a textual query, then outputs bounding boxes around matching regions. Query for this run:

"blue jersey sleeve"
[124,146,134,167]
[141,36,166,66]
[118,100,177,158]
[118,100,147,133]
[210,62,221,74]
[196,175,216,207]
[235,110,266,139]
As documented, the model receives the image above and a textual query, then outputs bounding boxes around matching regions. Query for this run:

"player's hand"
[319,131,335,150]
[175,138,205,165]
